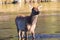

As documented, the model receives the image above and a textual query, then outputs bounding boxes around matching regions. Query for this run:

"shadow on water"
[15,34,60,40]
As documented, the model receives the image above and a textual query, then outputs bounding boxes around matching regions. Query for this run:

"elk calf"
[15,7,40,40]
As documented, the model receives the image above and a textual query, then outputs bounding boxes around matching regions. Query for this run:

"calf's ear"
[38,5,42,10]
[29,4,33,10]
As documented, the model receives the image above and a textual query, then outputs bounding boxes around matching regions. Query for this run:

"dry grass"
[0,2,60,12]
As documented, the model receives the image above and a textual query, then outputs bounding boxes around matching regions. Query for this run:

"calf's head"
[31,7,40,15]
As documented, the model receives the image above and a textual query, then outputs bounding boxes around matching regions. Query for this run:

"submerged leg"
[21,31,25,40]
[18,30,21,40]
[18,31,25,40]
[31,31,35,39]
[25,31,28,40]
